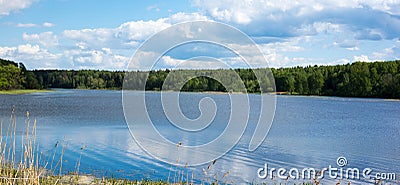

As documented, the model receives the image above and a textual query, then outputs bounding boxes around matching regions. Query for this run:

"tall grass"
[0,106,84,184]
[0,107,44,184]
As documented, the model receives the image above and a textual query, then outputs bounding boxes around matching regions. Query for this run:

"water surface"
[0,89,399,184]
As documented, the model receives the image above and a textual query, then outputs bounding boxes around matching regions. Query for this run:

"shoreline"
[0,89,54,95]
[3,88,399,101]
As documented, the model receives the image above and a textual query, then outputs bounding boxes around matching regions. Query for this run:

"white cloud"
[147,4,160,12]
[354,54,371,62]
[334,58,352,65]
[61,19,170,50]
[169,12,209,23]
[0,44,62,68]
[194,0,400,22]
[297,22,343,36]
[332,39,360,50]
[159,55,238,69]
[102,47,112,54]
[61,12,210,50]
[127,51,159,70]
[4,6,398,70]
[17,23,37,27]
[6,14,210,69]
[371,45,400,60]
[18,44,40,54]
[17,44,60,61]
[260,40,304,53]
[56,11,212,69]
[63,28,113,45]
[16,22,56,28]
[115,19,171,41]
[160,55,184,66]
[0,0,37,16]
[0,46,17,57]
[346,43,400,63]
[346,47,360,51]
[263,53,291,67]
[23,32,59,47]
[64,48,130,69]
[193,0,400,40]
[43,22,55,27]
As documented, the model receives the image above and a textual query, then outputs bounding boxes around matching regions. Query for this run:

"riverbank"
[0,89,54,94]
[0,172,168,185]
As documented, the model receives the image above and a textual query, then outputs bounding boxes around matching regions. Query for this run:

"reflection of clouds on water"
[0,90,399,184]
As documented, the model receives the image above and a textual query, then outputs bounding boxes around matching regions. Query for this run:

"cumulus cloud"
[193,0,400,40]
[0,46,17,57]
[18,44,40,54]
[55,12,212,69]
[63,28,115,48]
[2,4,399,70]
[354,54,371,62]
[3,13,209,70]
[0,0,37,16]
[0,44,130,69]
[159,55,185,67]
[370,45,400,60]
[62,19,166,51]
[61,12,209,51]
[115,19,171,41]
[126,51,160,70]
[23,32,59,47]
[0,44,62,68]
[169,12,209,23]
[63,48,130,69]
[341,42,400,63]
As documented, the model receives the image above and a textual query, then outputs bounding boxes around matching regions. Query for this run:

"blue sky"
[0,0,399,70]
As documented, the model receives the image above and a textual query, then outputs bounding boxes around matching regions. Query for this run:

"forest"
[1,58,399,99]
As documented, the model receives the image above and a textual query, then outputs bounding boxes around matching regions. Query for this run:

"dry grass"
[0,107,43,184]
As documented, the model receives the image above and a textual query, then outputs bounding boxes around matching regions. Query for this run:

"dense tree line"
[0,59,30,90]
[1,58,399,99]
[272,61,400,98]
[32,70,124,89]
